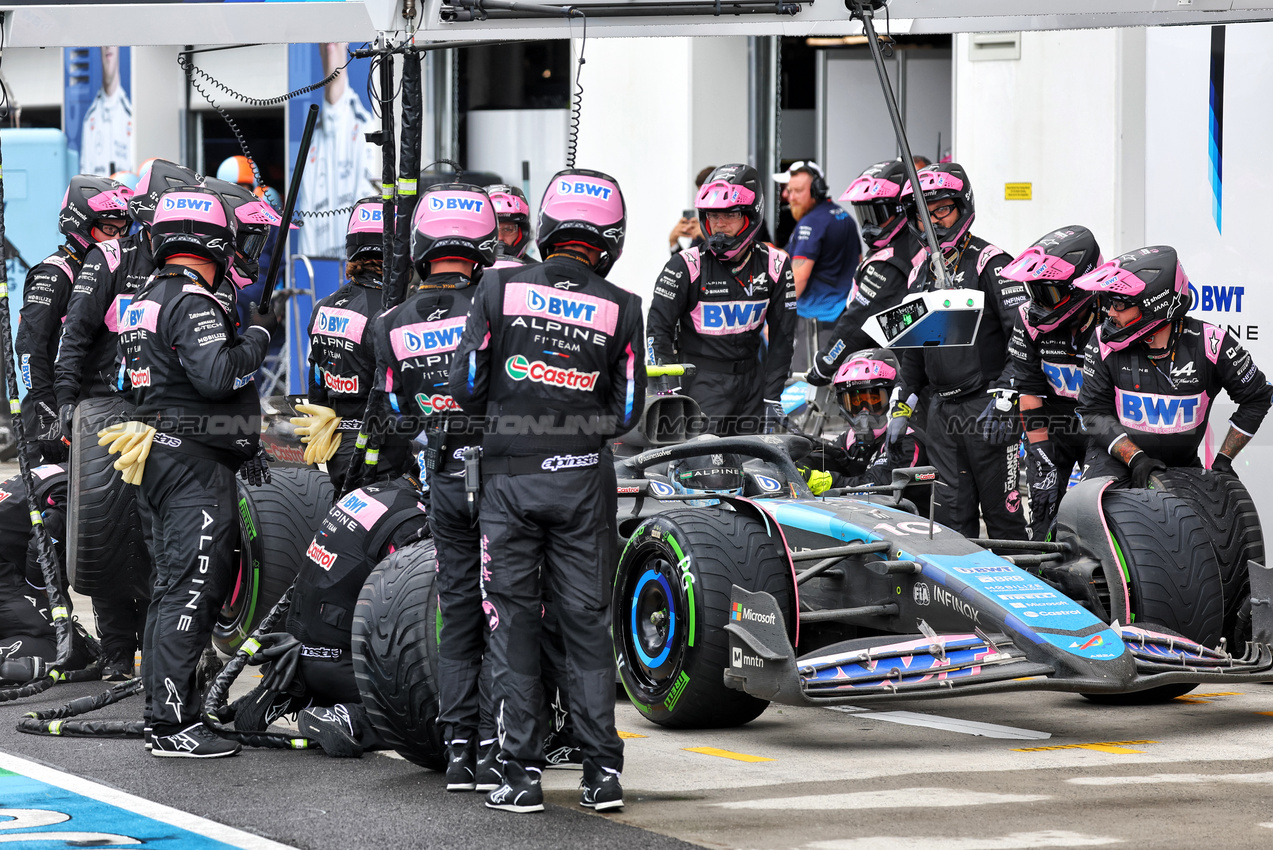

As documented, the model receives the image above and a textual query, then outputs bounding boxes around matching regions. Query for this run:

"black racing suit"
[369,271,487,744]
[119,264,271,735]
[307,271,407,491]
[1076,317,1272,484]
[449,254,646,775]
[55,233,157,409]
[16,243,88,464]
[0,464,69,664]
[898,235,1030,539]
[811,231,926,378]
[647,243,796,435]
[998,306,1097,537]
[807,427,929,511]
[53,232,157,669]
[286,477,429,712]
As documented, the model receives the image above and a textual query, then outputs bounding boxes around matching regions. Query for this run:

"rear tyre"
[351,540,446,770]
[613,507,794,729]
[1082,488,1224,705]
[1150,468,1263,644]
[67,396,149,599]
[212,466,333,654]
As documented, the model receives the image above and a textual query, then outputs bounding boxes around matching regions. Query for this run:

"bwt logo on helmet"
[557,180,613,200]
[1117,388,1207,434]
[357,206,383,223]
[427,195,485,213]
[505,354,599,390]
[526,288,597,323]
[161,196,213,213]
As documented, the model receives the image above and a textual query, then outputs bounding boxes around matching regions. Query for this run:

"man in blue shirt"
[775,161,861,371]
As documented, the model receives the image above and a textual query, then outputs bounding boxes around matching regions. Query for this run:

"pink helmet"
[204,177,285,288]
[536,168,626,275]
[841,159,909,249]
[149,186,237,287]
[59,175,133,248]
[411,183,499,274]
[488,183,533,260]
[900,162,974,252]
[832,348,899,443]
[1002,226,1102,333]
[346,197,386,262]
[1074,246,1191,352]
[695,164,764,262]
[130,159,200,228]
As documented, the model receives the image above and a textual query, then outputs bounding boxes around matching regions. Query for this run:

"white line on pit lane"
[1068,771,1273,786]
[712,787,1050,810]
[824,706,1052,740]
[804,830,1122,849]
[0,752,296,850]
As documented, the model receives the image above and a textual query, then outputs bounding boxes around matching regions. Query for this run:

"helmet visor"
[239,228,269,261]
[839,387,888,417]
[853,201,896,231]
[1024,281,1072,311]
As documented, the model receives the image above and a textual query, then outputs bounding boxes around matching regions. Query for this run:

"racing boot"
[102,653,136,682]
[151,722,241,759]
[446,739,477,791]
[298,703,366,759]
[475,740,502,791]
[580,762,624,812]
[230,682,305,733]
[543,729,583,770]
[485,761,544,813]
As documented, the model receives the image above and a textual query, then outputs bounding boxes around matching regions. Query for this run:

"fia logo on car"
[913,583,931,606]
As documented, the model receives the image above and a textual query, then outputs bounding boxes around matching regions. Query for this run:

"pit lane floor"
[4,674,1273,848]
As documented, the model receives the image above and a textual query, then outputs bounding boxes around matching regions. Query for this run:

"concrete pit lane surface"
[3,679,1273,848]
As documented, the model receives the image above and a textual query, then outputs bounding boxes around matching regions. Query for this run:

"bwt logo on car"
[306,540,338,570]
[128,367,152,388]
[1118,390,1206,432]
[557,180,613,200]
[357,207,382,223]
[162,197,213,213]
[504,354,599,390]
[323,372,359,394]
[1188,283,1243,312]
[526,288,599,323]
[427,195,485,212]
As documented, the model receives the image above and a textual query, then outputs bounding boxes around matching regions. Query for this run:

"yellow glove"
[97,421,156,486]
[799,466,833,496]
[289,403,342,465]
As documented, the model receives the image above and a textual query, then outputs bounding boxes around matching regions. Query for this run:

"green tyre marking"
[665,533,696,647]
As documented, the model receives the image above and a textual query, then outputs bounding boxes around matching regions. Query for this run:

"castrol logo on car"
[323,371,359,394]
[504,354,599,391]
[306,540,338,570]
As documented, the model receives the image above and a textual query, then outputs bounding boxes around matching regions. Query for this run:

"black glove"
[1128,451,1167,489]
[243,632,302,693]
[59,402,76,445]
[33,401,67,463]
[805,357,834,387]
[238,444,272,486]
[1025,440,1060,539]
[1212,453,1235,475]
[978,390,1022,446]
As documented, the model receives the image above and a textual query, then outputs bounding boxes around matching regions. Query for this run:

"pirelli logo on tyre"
[504,354,599,391]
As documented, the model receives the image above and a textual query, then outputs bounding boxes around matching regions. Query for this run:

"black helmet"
[411,183,499,275]
[901,162,975,252]
[204,177,284,289]
[840,160,909,249]
[537,168,626,276]
[130,159,200,228]
[1002,226,1103,334]
[488,184,533,260]
[149,186,237,288]
[1074,246,1192,352]
[346,197,385,263]
[695,164,764,263]
[58,175,133,249]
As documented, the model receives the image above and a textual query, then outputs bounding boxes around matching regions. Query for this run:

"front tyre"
[613,508,794,729]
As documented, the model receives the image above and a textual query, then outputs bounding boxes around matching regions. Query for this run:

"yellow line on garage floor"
[1173,691,1241,704]
[1013,739,1158,754]
[617,731,648,739]
[683,746,775,762]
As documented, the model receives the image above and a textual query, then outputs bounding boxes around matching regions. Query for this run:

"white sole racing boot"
[485,762,544,813]
[446,739,477,791]
[580,765,624,812]
[150,723,241,759]
[475,740,502,792]
[298,704,365,759]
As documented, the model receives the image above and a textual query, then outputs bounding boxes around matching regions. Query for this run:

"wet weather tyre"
[613,508,795,729]
[351,540,446,770]
[212,466,333,654]
[1150,468,1263,635]
[67,396,150,599]
[1083,488,1224,705]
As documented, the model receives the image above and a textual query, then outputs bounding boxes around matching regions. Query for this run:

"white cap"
[773,160,825,184]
